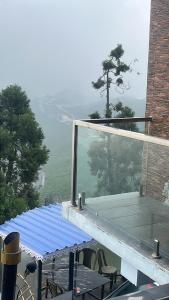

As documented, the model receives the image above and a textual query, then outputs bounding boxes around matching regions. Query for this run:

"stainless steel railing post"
[71,123,78,206]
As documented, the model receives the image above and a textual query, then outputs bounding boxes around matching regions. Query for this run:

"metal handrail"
[71,117,154,206]
[74,120,169,146]
[82,116,153,124]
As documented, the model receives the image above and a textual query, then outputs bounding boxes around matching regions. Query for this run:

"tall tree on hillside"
[0,85,49,223]
[113,101,138,132]
[91,44,131,118]
[87,46,140,196]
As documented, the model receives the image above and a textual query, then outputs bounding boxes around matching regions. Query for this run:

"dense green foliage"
[0,85,49,223]
[88,111,101,119]
[113,101,138,131]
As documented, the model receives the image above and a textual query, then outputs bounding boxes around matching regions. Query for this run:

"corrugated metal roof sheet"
[0,204,93,260]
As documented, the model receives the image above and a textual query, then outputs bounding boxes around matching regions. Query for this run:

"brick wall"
[141,143,169,201]
[143,0,169,201]
[146,0,169,138]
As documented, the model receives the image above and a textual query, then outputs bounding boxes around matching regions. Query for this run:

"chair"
[77,248,97,270]
[43,278,64,298]
[96,248,117,290]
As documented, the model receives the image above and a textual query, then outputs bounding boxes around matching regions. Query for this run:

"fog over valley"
[0,0,150,100]
[0,0,151,202]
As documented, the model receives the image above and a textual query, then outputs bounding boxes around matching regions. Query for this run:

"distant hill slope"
[32,93,146,122]
[30,92,146,202]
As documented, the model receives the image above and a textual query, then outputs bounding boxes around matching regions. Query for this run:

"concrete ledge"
[62,201,169,285]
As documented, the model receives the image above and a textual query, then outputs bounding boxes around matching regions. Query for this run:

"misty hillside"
[31,91,146,122]
[30,93,146,203]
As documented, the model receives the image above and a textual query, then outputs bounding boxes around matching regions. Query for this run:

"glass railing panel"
[76,127,98,198]
[77,126,143,199]
[111,121,147,133]
[76,125,169,258]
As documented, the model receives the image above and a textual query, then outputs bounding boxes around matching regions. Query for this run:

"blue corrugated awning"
[0,204,94,261]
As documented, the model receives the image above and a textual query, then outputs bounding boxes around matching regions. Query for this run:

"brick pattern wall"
[141,143,169,201]
[146,0,169,138]
[143,0,169,201]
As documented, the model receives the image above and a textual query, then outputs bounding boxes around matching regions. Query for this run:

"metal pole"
[152,239,161,259]
[81,192,86,205]
[1,232,21,300]
[147,120,151,135]
[0,237,2,295]
[68,252,74,291]
[75,250,80,263]
[78,193,83,210]
[71,123,78,206]
[37,260,42,300]
[106,71,110,118]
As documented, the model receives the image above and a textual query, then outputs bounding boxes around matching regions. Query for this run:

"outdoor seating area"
[0,204,123,299]
[41,248,124,299]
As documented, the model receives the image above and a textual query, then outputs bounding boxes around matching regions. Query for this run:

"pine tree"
[88,46,140,196]
[92,44,130,118]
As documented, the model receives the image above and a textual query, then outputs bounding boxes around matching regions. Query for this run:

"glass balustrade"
[72,120,169,258]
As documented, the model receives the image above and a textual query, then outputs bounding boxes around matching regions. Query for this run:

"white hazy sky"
[0,0,151,100]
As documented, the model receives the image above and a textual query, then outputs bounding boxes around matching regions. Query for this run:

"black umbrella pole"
[68,252,74,291]
[37,260,42,300]
[1,232,21,300]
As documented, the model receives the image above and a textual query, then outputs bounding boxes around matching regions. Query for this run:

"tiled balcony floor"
[85,192,169,257]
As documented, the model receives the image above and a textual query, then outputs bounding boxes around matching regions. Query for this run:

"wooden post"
[1,232,21,300]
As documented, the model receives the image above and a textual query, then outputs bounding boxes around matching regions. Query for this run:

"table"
[52,291,73,300]
[44,263,110,299]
